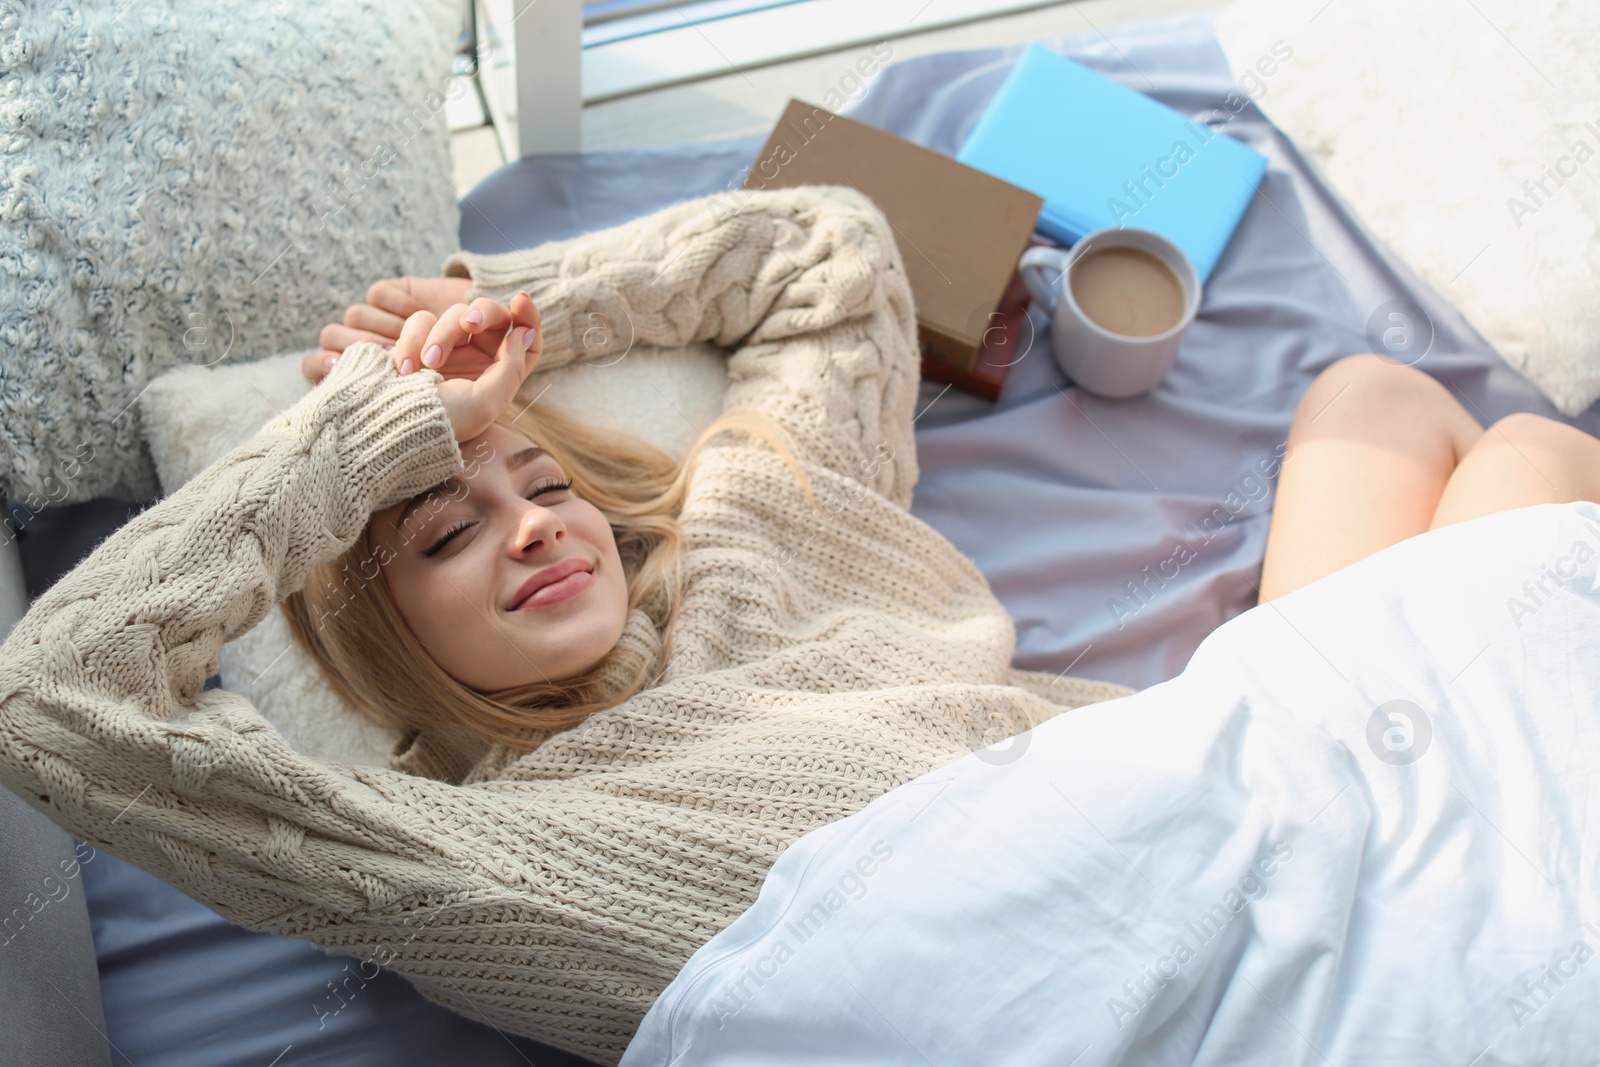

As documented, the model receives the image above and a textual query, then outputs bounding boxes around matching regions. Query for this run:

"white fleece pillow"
[1214,0,1600,415]
[139,348,730,767]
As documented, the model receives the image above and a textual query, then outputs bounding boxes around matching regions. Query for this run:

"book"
[918,235,1054,402]
[955,43,1268,281]
[743,98,1043,376]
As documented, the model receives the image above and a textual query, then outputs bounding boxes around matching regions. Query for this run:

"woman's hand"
[387,292,543,443]
[303,276,475,384]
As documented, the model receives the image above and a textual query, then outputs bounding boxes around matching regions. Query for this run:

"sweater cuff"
[440,250,577,371]
[288,341,465,515]
[439,246,544,302]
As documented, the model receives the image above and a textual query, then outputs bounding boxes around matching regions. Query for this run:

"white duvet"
[622,501,1600,1066]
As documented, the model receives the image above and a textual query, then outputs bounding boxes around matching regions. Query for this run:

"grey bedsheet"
[464,11,1592,694]
[17,10,1591,1067]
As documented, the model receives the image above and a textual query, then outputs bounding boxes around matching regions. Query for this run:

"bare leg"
[1430,413,1600,528]
[1258,355,1484,602]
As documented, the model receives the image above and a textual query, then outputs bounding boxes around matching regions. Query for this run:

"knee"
[1443,412,1600,517]
[1480,413,1600,498]
[1316,353,1439,396]
[1294,354,1444,426]
[1323,353,1396,380]
[1486,412,1588,455]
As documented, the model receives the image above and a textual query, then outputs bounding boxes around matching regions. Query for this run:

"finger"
[507,291,542,361]
[469,326,530,417]
[442,298,513,369]
[302,348,338,384]
[474,293,540,395]
[465,294,536,380]
[457,295,511,340]
[343,302,407,339]
[419,301,500,371]
[496,315,540,385]
[367,278,429,319]
[393,310,437,376]
[457,297,540,431]
[319,322,394,352]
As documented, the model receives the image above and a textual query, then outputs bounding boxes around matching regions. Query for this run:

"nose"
[507,496,565,557]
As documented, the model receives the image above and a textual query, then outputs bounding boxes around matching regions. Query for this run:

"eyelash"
[422,479,575,558]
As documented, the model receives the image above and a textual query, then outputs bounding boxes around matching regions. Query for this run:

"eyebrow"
[508,446,547,472]
[391,446,552,540]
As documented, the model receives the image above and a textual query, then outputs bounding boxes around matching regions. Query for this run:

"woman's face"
[370,423,630,690]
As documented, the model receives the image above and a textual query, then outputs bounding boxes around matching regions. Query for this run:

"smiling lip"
[508,558,594,611]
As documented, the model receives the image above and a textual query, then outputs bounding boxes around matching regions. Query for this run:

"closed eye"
[421,478,575,558]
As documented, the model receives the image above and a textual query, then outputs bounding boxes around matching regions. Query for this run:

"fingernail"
[399,358,415,375]
[382,342,394,350]
[516,290,529,301]
[423,343,443,367]
[521,327,535,351]
[463,310,483,325]
[322,354,337,370]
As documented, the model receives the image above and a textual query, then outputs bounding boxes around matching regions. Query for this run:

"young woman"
[0,185,1126,1065]
[1,183,1595,1066]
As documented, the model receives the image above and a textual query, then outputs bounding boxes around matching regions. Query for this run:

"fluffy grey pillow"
[0,0,463,506]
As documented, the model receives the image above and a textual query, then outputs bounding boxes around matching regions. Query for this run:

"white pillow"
[140,347,730,767]
[1214,0,1600,415]
[0,0,462,507]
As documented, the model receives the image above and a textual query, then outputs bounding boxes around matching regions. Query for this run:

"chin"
[522,610,629,685]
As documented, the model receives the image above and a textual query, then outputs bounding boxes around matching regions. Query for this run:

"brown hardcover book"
[918,236,1056,402]
[742,98,1044,377]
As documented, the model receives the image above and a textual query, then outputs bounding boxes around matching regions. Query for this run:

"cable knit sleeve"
[0,343,495,930]
[440,183,922,509]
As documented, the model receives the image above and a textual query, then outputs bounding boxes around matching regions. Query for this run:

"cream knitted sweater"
[0,184,1131,1064]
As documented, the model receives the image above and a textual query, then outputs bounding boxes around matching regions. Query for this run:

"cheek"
[383,554,485,651]
[573,504,621,560]
[571,506,628,610]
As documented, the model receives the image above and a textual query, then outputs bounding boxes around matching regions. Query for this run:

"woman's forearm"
[0,345,466,923]
[443,183,923,509]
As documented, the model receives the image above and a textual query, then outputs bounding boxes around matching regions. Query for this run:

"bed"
[625,498,1600,1064]
[15,9,1595,1066]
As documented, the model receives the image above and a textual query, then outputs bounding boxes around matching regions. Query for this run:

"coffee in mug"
[1068,246,1187,338]
[1017,226,1201,398]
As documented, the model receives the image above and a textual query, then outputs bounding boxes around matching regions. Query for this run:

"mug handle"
[1018,246,1072,314]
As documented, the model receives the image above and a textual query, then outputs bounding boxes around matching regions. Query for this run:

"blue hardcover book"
[956,43,1267,282]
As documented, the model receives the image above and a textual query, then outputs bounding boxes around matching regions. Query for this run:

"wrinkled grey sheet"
[19,11,1593,1067]
[463,10,1595,693]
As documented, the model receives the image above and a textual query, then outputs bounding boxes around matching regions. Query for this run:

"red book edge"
[918,234,1057,402]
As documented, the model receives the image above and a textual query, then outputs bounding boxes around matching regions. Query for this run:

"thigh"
[1431,413,1600,528]
[1259,355,1483,601]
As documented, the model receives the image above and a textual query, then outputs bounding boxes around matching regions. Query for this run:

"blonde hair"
[281,398,813,755]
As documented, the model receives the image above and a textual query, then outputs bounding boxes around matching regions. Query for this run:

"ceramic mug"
[1018,227,1201,398]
